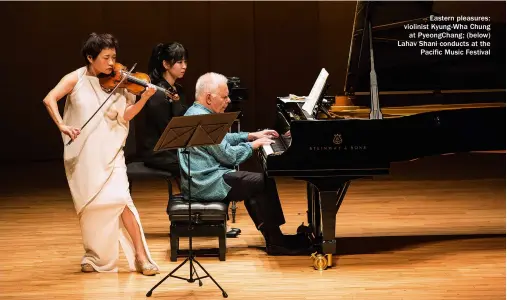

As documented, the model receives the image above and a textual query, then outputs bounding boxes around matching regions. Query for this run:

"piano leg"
[305,178,351,267]
[307,183,320,241]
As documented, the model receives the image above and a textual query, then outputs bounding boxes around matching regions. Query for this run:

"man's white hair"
[195,72,228,99]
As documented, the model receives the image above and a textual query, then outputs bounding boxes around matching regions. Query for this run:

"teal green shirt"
[178,102,253,201]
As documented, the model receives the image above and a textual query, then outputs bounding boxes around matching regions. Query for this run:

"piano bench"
[167,197,227,262]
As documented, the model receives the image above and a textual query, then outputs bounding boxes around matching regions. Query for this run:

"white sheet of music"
[302,68,329,116]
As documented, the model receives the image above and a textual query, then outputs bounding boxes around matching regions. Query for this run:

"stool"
[126,161,175,200]
[167,197,227,262]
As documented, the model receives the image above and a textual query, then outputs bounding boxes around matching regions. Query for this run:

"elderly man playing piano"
[177,72,312,255]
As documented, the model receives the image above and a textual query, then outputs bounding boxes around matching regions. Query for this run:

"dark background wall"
[0,1,504,164]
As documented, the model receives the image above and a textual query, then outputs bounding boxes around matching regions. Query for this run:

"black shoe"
[282,234,313,248]
[265,242,315,256]
[226,228,241,238]
[266,233,315,255]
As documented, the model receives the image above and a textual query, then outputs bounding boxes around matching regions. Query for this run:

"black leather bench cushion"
[126,161,173,179]
[168,200,227,222]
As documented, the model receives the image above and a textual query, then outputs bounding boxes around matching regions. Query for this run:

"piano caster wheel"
[311,253,333,270]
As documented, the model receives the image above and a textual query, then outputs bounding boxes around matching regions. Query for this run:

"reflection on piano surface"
[257,0,506,266]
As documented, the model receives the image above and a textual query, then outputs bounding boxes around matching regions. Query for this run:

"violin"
[98,62,180,101]
[66,62,179,147]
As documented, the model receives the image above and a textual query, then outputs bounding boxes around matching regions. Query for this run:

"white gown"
[62,66,158,272]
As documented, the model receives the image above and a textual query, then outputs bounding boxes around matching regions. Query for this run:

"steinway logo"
[309,145,367,151]
[333,134,342,145]
[308,133,367,151]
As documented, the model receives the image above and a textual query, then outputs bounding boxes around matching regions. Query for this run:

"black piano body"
[258,0,506,261]
[260,100,505,256]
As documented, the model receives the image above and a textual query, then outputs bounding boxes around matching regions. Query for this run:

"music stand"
[146,111,240,298]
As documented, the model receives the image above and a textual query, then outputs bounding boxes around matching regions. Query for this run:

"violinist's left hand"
[141,84,157,100]
[124,84,158,121]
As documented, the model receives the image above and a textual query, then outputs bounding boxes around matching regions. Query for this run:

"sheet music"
[302,68,329,116]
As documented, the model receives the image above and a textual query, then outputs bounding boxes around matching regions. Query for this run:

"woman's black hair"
[148,42,188,84]
[81,33,119,65]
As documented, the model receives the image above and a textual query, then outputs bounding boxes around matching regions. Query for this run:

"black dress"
[141,79,188,175]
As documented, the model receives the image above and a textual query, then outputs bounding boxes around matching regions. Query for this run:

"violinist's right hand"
[250,137,274,150]
[59,124,81,140]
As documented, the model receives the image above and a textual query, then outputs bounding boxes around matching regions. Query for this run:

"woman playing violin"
[42,32,159,275]
[141,42,188,175]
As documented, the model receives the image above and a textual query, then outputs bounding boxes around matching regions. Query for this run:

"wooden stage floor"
[0,153,505,299]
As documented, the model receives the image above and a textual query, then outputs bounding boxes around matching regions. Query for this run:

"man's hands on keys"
[250,137,274,150]
[248,129,279,141]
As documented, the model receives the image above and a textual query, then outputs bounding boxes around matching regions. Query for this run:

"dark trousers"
[223,171,285,230]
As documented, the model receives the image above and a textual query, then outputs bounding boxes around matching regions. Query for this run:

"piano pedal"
[296,222,316,243]
[297,222,312,235]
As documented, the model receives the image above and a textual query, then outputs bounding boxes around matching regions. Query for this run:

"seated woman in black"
[141,42,188,175]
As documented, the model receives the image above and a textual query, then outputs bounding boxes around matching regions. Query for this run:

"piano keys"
[261,134,291,156]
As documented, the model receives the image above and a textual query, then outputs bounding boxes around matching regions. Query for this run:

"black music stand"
[146,111,240,298]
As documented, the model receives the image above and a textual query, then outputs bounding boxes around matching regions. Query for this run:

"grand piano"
[258,1,505,265]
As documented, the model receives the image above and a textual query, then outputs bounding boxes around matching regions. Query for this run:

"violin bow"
[66,63,137,146]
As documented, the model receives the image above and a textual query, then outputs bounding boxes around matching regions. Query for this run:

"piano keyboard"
[261,135,292,156]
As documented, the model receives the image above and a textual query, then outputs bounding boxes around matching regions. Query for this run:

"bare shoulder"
[60,70,80,86]
[50,69,81,99]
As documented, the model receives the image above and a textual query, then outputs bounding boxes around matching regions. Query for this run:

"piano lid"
[343,1,506,95]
